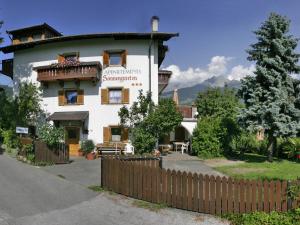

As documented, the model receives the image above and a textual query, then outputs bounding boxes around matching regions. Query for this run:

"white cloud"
[163,56,254,91]
[227,64,255,81]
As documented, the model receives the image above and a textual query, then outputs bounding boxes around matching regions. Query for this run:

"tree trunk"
[267,135,276,162]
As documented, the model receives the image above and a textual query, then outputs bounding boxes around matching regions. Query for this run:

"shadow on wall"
[13,63,34,92]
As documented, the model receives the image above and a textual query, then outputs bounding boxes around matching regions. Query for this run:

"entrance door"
[65,127,80,156]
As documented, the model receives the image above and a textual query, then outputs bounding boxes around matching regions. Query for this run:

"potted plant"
[81,140,95,160]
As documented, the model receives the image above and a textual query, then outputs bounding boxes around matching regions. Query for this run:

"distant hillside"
[161,76,241,105]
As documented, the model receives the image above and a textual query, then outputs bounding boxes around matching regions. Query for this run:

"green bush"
[192,117,225,158]
[1,129,20,149]
[80,140,95,154]
[38,123,64,148]
[223,209,300,225]
[229,132,259,156]
[132,126,157,154]
[278,138,300,159]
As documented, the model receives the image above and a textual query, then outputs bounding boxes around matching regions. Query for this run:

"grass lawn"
[214,153,300,180]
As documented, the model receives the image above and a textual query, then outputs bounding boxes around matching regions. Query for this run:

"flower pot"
[78,150,84,157]
[86,153,95,160]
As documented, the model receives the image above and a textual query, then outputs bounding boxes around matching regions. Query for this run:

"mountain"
[161,76,241,105]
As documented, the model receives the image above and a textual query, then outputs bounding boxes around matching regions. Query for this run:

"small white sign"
[16,127,29,134]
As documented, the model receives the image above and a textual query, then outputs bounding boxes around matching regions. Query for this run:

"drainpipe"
[148,16,159,102]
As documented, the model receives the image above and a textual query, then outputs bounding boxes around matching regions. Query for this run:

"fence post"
[287,180,292,210]
[101,157,104,188]
[159,156,163,169]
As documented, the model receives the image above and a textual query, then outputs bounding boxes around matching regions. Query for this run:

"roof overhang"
[48,111,89,121]
[0,32,179,53]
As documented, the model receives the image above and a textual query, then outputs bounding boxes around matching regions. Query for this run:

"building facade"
[1,21,178,156]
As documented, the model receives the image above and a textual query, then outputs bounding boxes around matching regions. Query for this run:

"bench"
[96,142,125,157]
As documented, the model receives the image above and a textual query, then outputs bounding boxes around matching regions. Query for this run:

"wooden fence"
[34,140,69,164]
[101,156,300,215]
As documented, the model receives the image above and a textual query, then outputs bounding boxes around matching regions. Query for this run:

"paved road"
[0,153,228,225]
[12,193,228,225]
[41,157,101,187]
[0,154,96,219]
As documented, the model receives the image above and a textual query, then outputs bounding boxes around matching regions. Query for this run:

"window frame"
[58,52,79,63]
[64,89,79,105]
[103,50,127,68]
[110,126,122,142]
[108,88,123,104]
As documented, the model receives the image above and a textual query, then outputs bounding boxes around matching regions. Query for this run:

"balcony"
[158,70,172,94]
[177,105,198,121]
[34,61,101,83]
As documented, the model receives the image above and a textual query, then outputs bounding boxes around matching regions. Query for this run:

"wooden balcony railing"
[34,61,101,83]
[158,70,172,94]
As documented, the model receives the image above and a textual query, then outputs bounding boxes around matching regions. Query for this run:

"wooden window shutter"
[58,54,65,63]
[121,50,127,68]
[101,88,109,104]
[58,90,65,106]
[77,89,84,105]
[103,51,109,68]
[103,127,111,143]
[122,88,129,104]
[122,128,129,142]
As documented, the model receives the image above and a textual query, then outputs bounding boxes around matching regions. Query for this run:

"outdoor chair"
[181,142,189,154]
[124,142,135,155]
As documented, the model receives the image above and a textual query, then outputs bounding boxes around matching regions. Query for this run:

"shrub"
[1,129,20,149]
[132,126,157,154]
[80,140,95,154]
[192,117,225,158]
[222,209,300,225]
[229,132,259,156]
[278,138,300,159]
[38,123,64,148]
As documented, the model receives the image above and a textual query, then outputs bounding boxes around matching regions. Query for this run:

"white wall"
[13,38,159,143]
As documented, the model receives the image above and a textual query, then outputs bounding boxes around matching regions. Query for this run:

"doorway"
[65,127,80,156]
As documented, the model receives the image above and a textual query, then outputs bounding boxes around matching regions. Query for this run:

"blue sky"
[1,0,300,89]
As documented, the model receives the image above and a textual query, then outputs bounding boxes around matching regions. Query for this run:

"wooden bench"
[96,142,126,157]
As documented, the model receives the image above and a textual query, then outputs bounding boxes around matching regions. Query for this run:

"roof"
[48,111,89,121]
[158,70,172,76]
[0,32,179,53]
[7,23,62,37]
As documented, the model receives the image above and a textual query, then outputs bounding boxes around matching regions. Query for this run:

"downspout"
[148,33,153,98]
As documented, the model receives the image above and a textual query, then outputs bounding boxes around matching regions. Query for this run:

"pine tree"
[238,13,300,162]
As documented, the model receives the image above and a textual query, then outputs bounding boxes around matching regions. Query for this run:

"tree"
[195,87,241,118]
[118,90,154,130]
[119,92,182,154]
[15,82,43,127]
[193,87,242,157]
[238,13,300,162]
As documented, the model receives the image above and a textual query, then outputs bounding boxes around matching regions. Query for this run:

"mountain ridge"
[162,76,241,105]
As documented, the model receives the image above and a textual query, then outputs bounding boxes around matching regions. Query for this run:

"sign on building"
[16,127,29,134]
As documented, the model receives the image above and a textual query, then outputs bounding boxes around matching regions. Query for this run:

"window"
[64,54,78,63]
[58,89,84,106]
[19,36,28,43]
[32,34,42,40]
[58,52,79,63]
[111,127,121,142]
[65,90,78,104]
[103,50,127,68]
[67,129,78,139]
[109,89,122,104]
[109,53,122,65]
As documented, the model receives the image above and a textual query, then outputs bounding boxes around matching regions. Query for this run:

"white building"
[0,19,180,156]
